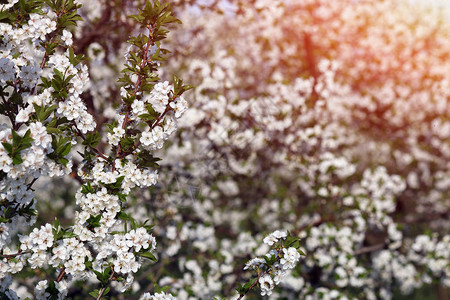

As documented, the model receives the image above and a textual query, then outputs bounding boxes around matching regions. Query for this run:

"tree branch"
[96,269,115,300]
[355,243,385,255]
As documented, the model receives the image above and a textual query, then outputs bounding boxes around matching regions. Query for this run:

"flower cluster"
[0,0,191,299]
[239,230,304,297]
[129,81,187,151]
[140,291,176,300]
[2,0,450,299]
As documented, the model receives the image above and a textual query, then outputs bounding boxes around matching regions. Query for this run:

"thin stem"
[0,250,30,259]
[1,93,16,129]
[72,122,109,161]
[96,269,115,300]
[33,7,72,95]
[237,270,269,300]
[150,105,170,131]
[33,34,58,96]
[114,24,156,165]
[26,177,38,191]
[56,267,66,282]
[130,106,169,153]
[355,243,385,255]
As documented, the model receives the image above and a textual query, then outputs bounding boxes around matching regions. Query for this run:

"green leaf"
[285,236,300,248]
[117,211,130,221]
[236,283,244,295]
[11,130,22,146]
[103,176,124,191]
[102,286,110,296]
[1,142,12,154]
[34,104,57,121]
[0,11,10,22]
[62,231,76,239]
[48,136,72,166]
[82,132,101,148]
[86,214,101,229]
[46,127,62,134]
[130,217,138,230]
[89,289,100,298]
[243,277,258,292]
[52,218,61,230]
[85,256,93,269]
[40,77,51,88]
[12,153,23,165]
[117,193,127,202]
[136,150,161,169]
[94,267,111,284]
[53,68,64,81]
[263,254,277,265]
[81,182,93,194]
[119,135,134,152]
[141,220,154,231]
[138,251,157,261]
[58,157,69,166]
[59,142,72,156]
[155,284,170,293]
[9,92,23,105]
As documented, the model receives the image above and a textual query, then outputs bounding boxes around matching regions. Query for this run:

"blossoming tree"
[1,0,449,299]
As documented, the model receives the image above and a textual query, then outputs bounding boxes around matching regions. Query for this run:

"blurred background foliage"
[23,0,450,298]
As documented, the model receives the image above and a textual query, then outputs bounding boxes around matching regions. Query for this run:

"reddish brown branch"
[0,250,30,259]
[56,267,66,282]
[96,269,115,300]
[354,243,385,255]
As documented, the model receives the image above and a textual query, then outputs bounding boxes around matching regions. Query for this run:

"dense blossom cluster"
[242,230,302,296]
[0,9,79,256]
[0,0,188,299]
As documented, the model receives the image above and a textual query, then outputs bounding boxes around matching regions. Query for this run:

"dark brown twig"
[0,250,30,259]
[354,243,385,255]
[56,267,66,282]
[96,269,115,300]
